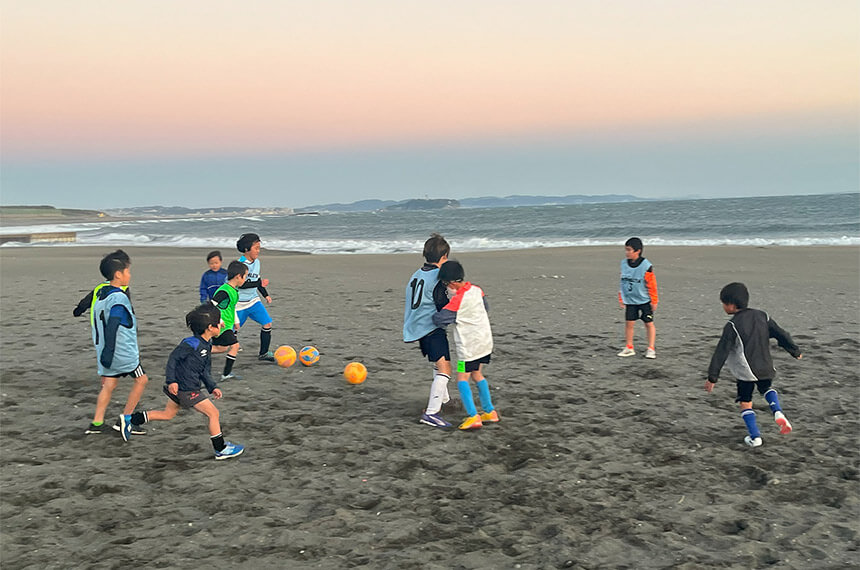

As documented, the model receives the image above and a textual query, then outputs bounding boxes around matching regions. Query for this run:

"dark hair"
[185,303,221,336]
[423,233,450,263]
[227,260,248,280]
[720,282,749,309]
[237,233,260,253]
[625,237,643,253]
[99,249,131,280]
[438,260,465,283]
[206,250,222,262]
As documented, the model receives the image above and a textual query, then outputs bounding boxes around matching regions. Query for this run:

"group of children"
[404,233,802,448]
[78,230,803,457]
[77,233,280,460]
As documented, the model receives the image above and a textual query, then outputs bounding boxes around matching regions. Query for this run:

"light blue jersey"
[403,266,441,342]
[238,256,262,303]
[93,288,139,376]
[620,258,653,305]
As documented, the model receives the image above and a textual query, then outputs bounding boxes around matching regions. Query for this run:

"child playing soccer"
[617,237,659,359]
[129,304,245,460]
[86,249,148,440]
[404,233,454,428]
[236,233,275,362]
[432,260,499,430]
[211,261,248,380]
[199,250,228,303]
[705,282,802,447]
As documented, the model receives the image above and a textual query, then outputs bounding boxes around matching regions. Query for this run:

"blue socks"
[764,389,782,414]
[457,380,478,417]
[476,378,494,413]
[741,409,761,439]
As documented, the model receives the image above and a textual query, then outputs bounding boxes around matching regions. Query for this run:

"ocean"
[2,193,858,254]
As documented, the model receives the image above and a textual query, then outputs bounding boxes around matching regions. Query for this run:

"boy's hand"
[796,354,803,360]
[262,278,269,287]
[704,380,716,393]
[265,296,272,304]
[168,382,179,395]
[212,388,223,399]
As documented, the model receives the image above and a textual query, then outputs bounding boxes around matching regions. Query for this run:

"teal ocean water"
[2,193,858,254]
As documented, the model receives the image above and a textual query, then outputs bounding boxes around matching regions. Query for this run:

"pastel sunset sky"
[1,1,857,208]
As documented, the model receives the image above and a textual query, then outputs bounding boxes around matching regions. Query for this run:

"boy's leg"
[425,357,451,415]
[223,342,240,378]
[122,374,148,415]
[146,399,180,421]
[737,381,762,446]
[761,383,792,434]
[456,368,482,429]
[259,324,273,357]
[91,376,118,425]
[625,321,635,348]
[473,367,498,421]
[192,399,244,459]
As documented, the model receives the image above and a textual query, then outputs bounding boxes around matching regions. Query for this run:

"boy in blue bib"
[617,237,659,359]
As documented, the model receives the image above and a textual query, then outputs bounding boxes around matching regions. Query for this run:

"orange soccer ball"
[343,362,367,385]
[273,345,297,368]
[299,345,320,366]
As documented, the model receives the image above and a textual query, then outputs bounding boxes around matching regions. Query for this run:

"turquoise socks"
[457,380,478,416]
[476,378,494,413]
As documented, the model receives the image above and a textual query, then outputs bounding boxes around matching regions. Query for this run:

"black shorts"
[735,379,773,403]
[625,303,654,323]
[418,328,450,363]
[164,386,209,409]
[212,330,238,347]
[458,354,491,373]
[104,364,146,379]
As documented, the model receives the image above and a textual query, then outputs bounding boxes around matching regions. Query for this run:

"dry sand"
[1,245,858,569]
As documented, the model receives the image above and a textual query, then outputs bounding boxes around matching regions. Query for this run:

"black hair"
[99,249,131,280]
[206,250,222,262]
[438,260,465,283]
[423,233,450,264]
[237,233,260,253]
[625,237,643,253]
[720,282,749,309]
[227,260,248,280]
[185,303,221,336]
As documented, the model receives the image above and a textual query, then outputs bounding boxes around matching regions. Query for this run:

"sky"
[1,0,857,209]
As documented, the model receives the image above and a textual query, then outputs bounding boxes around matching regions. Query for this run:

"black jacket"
[165,336,217,393]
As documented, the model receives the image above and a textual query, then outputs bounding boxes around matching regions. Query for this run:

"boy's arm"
[432,281,448,312]
[100,304,133,369]
[201,362,218,394]
[212,289,231,310]
[706,322,735,383]
[73,290,94,317]
[768,317,802,358]
[645,267,658,306]
[164,344,186,392]
[238,278,269,298]
[200,273,209,303]
[432,294,461,328]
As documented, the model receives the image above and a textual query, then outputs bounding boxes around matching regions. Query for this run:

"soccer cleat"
[774,411,792,434]
[480,410,500,423]
[644,348,656,359]
[744,436,763,447]
[258,352,275,362]
[220,373,243,381]
[112,422,147,435]
[215,442,245,460]
[459,415,483,430]
[617,347,636,357]
[119,414,132,442]
[420,412,452,428]
[85,423,103,435]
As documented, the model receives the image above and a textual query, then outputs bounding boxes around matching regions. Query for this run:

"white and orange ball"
[274,345,297,368]
[299,346,320,366]
[343,362,367,384]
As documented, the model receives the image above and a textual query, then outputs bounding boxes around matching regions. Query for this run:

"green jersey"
[212,283,239,330]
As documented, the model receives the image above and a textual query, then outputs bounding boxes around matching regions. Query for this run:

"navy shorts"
[458,354,491,373]
[735,379,773,403]
[212,329,238,347]
[104,364,146,379]
[164,386,209,409]
[418,328,450,363]
[625,303,654,323]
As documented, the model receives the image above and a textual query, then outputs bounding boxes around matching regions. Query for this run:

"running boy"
[617,237,659,359]
[199,250,228,303]
[404,233,453,428]
[128,304,244,459]
[86,249,148,440]
[705,282,801,448]
[211,260,248,380]
[432,260,499,430]
[236,233,275,362]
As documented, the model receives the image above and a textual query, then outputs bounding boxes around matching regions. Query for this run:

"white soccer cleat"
[744,436,763,447]
[774,411,793,434]
[617,347,636,357]
[644,348,656,359]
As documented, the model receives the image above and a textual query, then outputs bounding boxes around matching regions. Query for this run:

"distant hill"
[298,194,646,213]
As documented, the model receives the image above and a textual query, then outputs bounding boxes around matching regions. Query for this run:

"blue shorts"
[237,301,272,327]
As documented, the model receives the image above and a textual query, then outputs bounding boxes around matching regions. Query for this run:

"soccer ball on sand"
[299,346,320,366]
[343,362,367,384]
[274,345,297,368]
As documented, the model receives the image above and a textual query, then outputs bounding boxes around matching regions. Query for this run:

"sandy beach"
[0,245,857,569]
